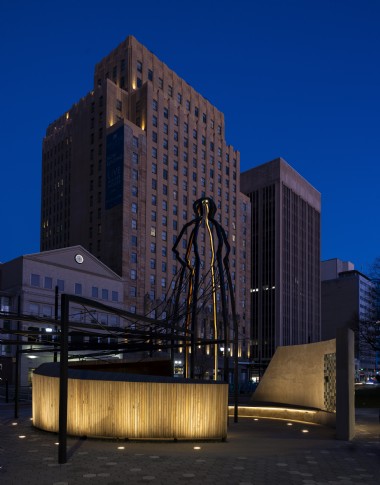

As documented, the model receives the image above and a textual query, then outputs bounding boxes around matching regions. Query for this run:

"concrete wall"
[252,339,336,410]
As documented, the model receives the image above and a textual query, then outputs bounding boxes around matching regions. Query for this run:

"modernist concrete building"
[40,35,251,367]
[241,158,321,374]
[321,258,377,380]
[0,246,124,386]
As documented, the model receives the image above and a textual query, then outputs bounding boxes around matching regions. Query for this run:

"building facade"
[40,36,251,366]
[321,258,377,381]
[241,158,321,374]
[0,246,124,386]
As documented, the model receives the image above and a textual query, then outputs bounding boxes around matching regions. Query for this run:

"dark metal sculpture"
[172,197,238,382]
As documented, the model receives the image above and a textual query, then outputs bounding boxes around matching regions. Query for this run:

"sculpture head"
[193,197,217,218]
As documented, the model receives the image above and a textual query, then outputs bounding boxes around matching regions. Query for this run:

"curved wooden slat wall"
[32,373,228,440]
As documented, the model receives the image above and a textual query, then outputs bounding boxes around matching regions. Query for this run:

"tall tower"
[41,36,251,360]
[241,158,320,372]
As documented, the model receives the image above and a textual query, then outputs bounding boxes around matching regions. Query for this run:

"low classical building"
[0,246,124,387]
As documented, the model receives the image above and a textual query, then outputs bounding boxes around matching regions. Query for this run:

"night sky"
[1,0,379,273]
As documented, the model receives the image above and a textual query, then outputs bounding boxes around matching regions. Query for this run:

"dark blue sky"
[1,0,379,273]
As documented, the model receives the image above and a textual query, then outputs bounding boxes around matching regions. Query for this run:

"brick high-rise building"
[241,158,321,374]
[41,36,251,364]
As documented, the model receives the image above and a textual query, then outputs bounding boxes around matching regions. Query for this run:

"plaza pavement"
[0,401,379,485]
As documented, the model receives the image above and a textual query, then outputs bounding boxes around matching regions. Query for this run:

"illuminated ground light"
[301,429,309,433]
[117,446,125,450]
[287,423,293,426]
[254,418,259,421]
[18,435,26,439]
[12,422,18,426]
[55,442,59,445]
[193,446,201,450]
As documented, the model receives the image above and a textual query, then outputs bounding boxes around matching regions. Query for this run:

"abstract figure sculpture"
[172,197,238,381]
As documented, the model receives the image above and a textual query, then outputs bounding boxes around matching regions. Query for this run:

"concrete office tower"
[41,36,251,360]
[321,259,377,381]
[241,158,321,373]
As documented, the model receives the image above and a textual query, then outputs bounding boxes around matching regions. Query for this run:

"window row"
[30,274,119,302]
[152,99,222,134]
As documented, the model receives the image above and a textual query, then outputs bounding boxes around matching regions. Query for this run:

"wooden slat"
[32,374,227,440]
